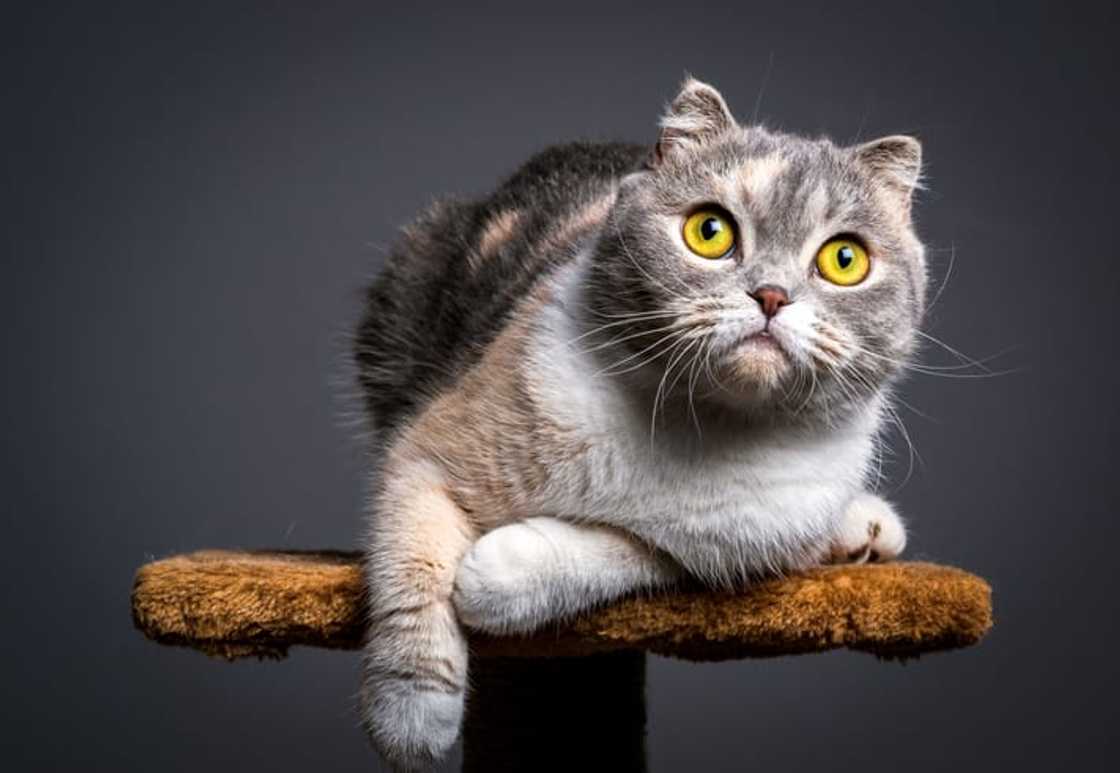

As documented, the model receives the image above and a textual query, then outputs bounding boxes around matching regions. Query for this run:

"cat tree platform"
[131,550,990,660]
[131,550,992,770]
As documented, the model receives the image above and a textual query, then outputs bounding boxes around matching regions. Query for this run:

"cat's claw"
[827,492,907,564]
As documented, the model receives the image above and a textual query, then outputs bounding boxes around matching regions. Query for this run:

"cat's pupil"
[837,245,854,269]
[700,218,722,241]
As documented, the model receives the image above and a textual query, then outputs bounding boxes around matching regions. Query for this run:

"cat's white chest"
[526,294,875,580]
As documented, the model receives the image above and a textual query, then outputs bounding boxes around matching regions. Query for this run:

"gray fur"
[583,82,926,424]
[354,76,926,770]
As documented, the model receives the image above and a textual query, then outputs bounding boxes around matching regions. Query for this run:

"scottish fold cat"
[355,78,923,769]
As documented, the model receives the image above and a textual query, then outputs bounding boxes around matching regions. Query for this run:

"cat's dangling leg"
[453,516,684,635]
[360,458,476,771]
[826,492,907,564]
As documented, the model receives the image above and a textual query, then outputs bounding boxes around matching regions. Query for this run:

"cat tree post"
[131,551,992,771]
[464,652,648,771]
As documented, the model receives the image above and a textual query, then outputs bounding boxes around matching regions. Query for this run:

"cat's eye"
[682,209,736,259]
[815,237,870,286]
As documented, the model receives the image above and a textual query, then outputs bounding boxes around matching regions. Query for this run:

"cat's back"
[355,141,645,437]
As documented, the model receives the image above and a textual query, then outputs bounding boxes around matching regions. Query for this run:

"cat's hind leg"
[452,517,683,635]
[360,459,476,771]
[827,492,907,564]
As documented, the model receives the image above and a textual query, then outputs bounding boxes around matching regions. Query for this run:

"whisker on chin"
[700,335,733,395]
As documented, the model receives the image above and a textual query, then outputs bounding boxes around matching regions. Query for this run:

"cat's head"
[584,77,927,423]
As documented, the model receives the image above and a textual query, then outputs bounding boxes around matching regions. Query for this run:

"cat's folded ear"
[651,77,738,167]
[852,135,923,215]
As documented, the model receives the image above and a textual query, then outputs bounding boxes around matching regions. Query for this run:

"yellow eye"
[682,210,736,259]
[815,237,871,286]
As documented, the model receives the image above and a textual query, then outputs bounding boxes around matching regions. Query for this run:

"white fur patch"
[830,492,907,563]
[454,517,681,634]
[522,257,879,584]
[804,181,830,224]
[735,154,789,204]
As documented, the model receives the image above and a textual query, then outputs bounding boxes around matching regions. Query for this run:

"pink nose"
[750,286,790,319]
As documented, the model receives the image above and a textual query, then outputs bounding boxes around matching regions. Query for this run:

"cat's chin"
[727,333,791,387]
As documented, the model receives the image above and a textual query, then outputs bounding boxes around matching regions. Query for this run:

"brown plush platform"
[131,550,991,661]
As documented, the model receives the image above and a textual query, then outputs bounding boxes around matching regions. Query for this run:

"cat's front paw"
[360,644,465,771]
[452,522,547,635]
[827,493,907,564]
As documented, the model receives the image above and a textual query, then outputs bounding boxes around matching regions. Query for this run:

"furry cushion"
[131,550,991,661]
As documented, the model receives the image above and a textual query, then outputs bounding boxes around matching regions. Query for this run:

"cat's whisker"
[584,305,688,321]
[595,337,684,379]
[661,337,705,426]
[574,314,682,340]
[699,334,733,396]
[809,332,1015,379]
[870,351,1015,378]
[595,327,697,378]
[582,306,681,321]
[649,336,695,443]
[832,363,921,488]
[807,342,845,367]
[780,362,800,406]
[575,320,688,356]
[879,398,921,490]
[868,381,936,422]
[791,361,819,416]
[685,339,706,439]
[925,242,956,314]
[566,309,685,347]
[913,329,1018,375]
[657,338,701,419]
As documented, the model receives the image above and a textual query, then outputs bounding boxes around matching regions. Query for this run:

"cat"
[354,77,924,770]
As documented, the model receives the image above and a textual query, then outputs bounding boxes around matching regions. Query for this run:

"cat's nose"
[749,285,790,319]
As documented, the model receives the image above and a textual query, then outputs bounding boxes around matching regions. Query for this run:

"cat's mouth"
[738,330,787,356]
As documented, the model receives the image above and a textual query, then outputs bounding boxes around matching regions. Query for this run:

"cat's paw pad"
[452,523,544,633]
[360,664,464,771]
[829,493,907,564]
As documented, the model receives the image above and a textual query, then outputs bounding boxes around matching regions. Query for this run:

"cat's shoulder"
[355,141,643,437]
[489,141,647,211]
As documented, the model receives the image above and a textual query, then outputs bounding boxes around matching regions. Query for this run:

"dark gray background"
[4,1,1117,770]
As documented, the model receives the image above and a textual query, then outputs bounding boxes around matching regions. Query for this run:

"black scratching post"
[463,651,648,772]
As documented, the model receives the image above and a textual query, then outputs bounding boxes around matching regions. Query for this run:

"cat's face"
[585,79,927,423]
